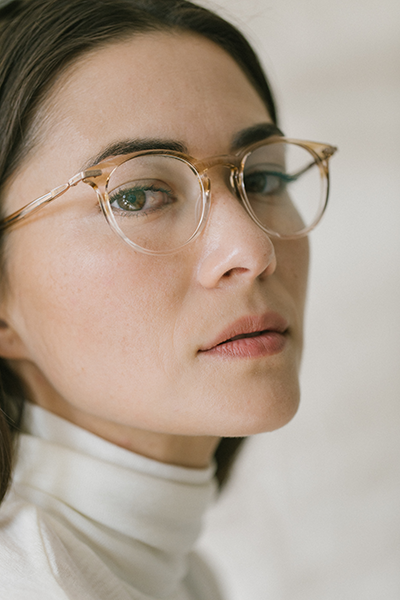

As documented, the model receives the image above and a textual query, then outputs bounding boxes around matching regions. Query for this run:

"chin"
[193,380,302,438]
[236,394,300,436]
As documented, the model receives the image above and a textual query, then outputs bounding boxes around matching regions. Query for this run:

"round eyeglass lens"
[242,140,326,237]
[106,154,205,252]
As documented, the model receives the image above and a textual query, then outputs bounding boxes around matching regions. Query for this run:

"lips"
[199,313,289,354]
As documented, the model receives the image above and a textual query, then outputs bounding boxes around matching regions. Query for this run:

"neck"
[12,358,220,469]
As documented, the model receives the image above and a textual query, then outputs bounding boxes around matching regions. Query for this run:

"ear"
[0,317,29,360]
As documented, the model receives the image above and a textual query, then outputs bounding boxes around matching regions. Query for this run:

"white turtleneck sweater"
[0,404,223,600]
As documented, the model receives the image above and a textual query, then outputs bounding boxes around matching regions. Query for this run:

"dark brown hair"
[0,0,278,501]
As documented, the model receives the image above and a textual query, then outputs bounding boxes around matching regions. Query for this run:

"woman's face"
[1,33,309,440]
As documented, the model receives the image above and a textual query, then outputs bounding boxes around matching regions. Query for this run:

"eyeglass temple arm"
[286,160,317,181]
[283,148,336,183]
[290,144,337,181]
[0,169,102,231]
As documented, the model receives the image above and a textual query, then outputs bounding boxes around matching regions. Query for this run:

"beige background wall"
[196,1,400,598]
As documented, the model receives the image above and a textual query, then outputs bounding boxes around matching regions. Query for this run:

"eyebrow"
[83,122,284,169]
[84,139,188,169]
[230,122,284,151]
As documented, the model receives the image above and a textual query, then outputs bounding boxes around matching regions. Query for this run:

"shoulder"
[0,491,225,600]
[0,492,70,599]
[0,491,133,600]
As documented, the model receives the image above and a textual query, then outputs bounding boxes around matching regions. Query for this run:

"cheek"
[272,236,309,369]
[5,226,192,397]
[277,236,310,308]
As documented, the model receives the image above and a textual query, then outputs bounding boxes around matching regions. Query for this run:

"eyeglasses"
[0,136,337,254]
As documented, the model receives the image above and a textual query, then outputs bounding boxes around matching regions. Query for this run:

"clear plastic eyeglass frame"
[0,136,337,255]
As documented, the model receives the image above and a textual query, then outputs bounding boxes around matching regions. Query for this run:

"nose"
[196,169,277,289]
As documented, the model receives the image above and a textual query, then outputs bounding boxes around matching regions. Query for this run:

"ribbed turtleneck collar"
[12,403,217,599]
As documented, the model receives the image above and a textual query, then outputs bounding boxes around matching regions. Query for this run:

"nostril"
[222,266,248,279]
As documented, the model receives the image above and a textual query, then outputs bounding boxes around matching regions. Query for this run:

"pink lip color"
[202,330,286,358]
[198,313,288,359]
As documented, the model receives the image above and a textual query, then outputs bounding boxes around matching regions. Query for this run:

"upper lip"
[199,312,289,352]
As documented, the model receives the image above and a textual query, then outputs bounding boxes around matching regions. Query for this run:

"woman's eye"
[244,171,287,195]
[109,181,175,215]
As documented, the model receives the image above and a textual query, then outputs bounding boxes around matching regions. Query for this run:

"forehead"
[36,32,270,165]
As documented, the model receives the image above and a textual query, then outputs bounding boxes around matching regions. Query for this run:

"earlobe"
[0,316,29,360]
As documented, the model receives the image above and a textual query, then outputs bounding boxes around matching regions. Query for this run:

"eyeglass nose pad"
[197,173,211,229]
[228,166,265,229]
[203,163,241,198]
[230,168,244,201]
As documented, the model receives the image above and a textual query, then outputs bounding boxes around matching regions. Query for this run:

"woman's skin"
[0,32,309,468]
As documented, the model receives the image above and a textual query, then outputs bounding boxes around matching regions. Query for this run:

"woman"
[0,0,336,598]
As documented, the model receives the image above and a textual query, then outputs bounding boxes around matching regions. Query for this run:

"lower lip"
[199,331,287,359]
